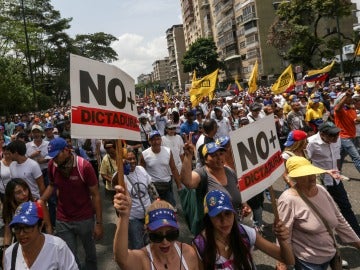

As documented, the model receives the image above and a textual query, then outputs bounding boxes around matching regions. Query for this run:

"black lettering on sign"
[255,132,269,159]
[80,71,106,105]
[278,73,290,88]
[108,78,126,109]
[237,137,258,171]
[201,80,210,87]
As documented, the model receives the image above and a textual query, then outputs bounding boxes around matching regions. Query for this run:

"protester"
[0,145,12,202]
[278,156,360,269]
[40,137,103,270]
[7,140,45,199]
[2,178,52,249]
[113,185,199,270]
[3,201,78,270]
[140,130,181,207]
[112,150,159,249]
[193,190,294,269]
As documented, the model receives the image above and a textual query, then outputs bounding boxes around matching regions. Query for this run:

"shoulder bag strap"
[10,242,19,270]
[295,187,337,248]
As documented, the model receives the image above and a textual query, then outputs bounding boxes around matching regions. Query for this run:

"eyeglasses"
[12,225,36,234]
[167,127,176,130]
[148,229,179,243]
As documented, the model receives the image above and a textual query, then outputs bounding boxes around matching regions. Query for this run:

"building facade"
[166,25,189,92]
[152,58,170,86]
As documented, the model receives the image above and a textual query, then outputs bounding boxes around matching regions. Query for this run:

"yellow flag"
[307,61,335,77]
[189,69,219,107]
[271,64,295,94]
[248,60,258,93]
[355,41,360,56]
[163,90,169,104]
[235,78,243,91]
[150,90,156,103]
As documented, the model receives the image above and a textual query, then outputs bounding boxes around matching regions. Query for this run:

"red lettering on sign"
[237,151,283,191]
[72,106,140,131]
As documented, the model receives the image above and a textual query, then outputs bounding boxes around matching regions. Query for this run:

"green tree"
[0,0,118,109]
[267,0,353,69]
[182,38,223,77]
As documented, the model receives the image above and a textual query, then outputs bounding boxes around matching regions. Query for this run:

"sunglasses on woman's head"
[148,229,179,243]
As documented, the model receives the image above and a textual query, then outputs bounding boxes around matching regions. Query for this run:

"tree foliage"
[182,38,223,77]
[0,0,118,113]
[267,0,353,69]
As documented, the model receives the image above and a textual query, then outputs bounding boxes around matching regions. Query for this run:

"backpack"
[49,155,86,183]
[178,166,208,235]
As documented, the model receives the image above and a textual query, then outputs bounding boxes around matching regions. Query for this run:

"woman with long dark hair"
[2,178,52,249]
[193,190,294,270]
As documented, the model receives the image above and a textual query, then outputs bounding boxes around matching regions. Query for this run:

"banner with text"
[70,54,140,140]
[229,116,285,202]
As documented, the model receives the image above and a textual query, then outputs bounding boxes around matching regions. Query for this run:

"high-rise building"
[180,0,357,83]
[152,58,170,85]
[166,25,189,92]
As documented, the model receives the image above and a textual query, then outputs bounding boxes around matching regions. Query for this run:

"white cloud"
[111,33,168,82]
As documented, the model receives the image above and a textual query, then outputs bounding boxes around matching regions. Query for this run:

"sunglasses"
[167,127,176,130]
[12,225,36,234]
[148,229,179,243]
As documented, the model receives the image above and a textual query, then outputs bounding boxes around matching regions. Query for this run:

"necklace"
[215,236,230,252]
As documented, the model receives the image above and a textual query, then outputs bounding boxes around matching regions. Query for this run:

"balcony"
[222,0,233,14]
[239,12,257,25]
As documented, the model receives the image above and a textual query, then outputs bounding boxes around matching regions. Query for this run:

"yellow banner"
[271,64,295,94]
[355,41,360,56]
[150,90,156,103]
[307,61,335,76]
[248,60,258,93]
[189,69,219,107]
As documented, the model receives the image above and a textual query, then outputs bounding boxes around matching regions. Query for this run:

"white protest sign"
[70,54,140,140]
[229,115,285,202]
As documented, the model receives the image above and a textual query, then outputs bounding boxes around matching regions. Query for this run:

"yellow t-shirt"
[100,154,118,190]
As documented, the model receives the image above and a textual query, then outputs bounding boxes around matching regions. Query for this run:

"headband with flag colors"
[271,64,295,94]
[248,60,258,94]
[189,69,219,107]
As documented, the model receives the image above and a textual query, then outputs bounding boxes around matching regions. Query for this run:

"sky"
[51,0,182,81]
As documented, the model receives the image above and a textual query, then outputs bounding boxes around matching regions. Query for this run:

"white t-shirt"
[215,117,232,138]
[125,166,152,220]
[0,160,11,194]
[161,135,184,174]
[26,140,49,171]
[9,159,42,199]
[4,234,78,270]
[142,146,171,182]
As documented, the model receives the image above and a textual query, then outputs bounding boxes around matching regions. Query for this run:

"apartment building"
[166,25,189,92]
[152,58,170,85]
[180,0,357,83]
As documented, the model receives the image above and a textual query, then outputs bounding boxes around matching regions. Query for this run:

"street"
[95,157,360,269]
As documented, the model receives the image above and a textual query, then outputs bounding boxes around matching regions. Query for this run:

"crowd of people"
[0,80,360,269]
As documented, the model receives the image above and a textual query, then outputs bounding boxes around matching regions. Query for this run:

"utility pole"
[20,0,38,110]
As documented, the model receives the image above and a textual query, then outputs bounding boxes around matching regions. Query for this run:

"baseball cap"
[201,142,225,158]
[283,130,307,147]
[166,121,177,129]
[44,122,54,130]
[149,130,161,140]
[145,208,179,231]
[47,137,67,158]
[226,96,234,101]
[286,156,326,178]
[216,136,230,147]
[318,122,341,135]
[204,190,236,217]
[15,122,25,128]
[31,124,43,132]
[9,201,44,227]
